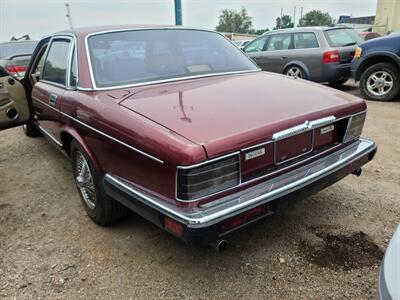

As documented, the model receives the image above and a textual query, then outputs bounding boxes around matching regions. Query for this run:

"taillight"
[177,155,240,201]
[5,65,27,75]
[323,50,339,63]
[343,112,366,143]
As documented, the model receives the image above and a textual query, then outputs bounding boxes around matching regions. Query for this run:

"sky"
[0,0,378,41]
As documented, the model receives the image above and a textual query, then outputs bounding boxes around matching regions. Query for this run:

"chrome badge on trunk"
[320,124,335,134]
[245,147,266,161]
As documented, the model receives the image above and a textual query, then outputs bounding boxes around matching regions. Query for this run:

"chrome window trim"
[84,27,261,91]
[31,96,164,164]
[41,35,74,88]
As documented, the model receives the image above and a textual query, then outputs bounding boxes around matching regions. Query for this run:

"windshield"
[87,29,258,88]
[324,28,363,47]
[0,41,38,58]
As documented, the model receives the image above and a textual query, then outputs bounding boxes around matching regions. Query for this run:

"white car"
[234,40,252,49]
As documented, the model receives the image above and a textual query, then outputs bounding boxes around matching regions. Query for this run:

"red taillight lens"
[164,217,184,237]
[322,50,339,63]
[5,65,27,75]
[219,204,270,233]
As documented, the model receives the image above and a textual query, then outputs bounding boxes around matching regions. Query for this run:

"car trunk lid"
[119,71,365,162]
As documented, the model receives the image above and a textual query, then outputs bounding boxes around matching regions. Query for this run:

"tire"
[284,65,306,79]
[70,140,128,225]
[328,78,348,88]
[22,122,42,137]
[360,62,400,101]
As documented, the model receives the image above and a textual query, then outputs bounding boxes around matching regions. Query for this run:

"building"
[374,0,400,33]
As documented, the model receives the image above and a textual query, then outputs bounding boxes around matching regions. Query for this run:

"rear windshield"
[87,29,258,88]
[0,41,38,58]
[324,29,363,47]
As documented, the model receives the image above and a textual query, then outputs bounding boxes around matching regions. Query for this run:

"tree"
[298,10,333,27]
[215,8,253,33]
[248,28,269,35]
[274,15,294,30]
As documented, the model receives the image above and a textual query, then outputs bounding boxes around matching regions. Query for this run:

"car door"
[258,33,293,73]
[0,66,31,130]
[31,36,73,146]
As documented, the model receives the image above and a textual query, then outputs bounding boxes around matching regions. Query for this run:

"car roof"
[53,24,211,38]
[264,26,351,35]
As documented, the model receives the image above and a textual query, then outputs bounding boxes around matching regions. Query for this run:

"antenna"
[65,3,73,29]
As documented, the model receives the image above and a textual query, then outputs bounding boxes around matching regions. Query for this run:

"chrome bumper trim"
[104,138,376,228]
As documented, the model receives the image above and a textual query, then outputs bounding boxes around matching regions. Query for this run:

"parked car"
[351,33,400,101]
[0,40,38,79]
[243,26,363,86]
[0,25,377,252]
[358,31,382,41]
[234,40,252,49]
[379,225,400,300]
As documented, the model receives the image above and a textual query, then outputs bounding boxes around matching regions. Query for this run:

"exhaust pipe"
[352,168,362,176]
[210,239,228,253]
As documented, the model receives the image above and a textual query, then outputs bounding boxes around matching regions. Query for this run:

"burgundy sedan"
[0,26,376,252]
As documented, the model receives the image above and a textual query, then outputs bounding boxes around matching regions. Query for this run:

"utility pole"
[280,8,283,29]
[300,7,303,21]
[293,6,296,27]
[174,0,182,25]
[65,3,73,29]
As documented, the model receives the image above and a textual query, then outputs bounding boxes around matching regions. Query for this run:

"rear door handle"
[281,56,288,59]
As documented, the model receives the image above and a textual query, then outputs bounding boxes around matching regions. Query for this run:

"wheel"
[22,122,42,137]
[71,140,128,225]
[328,78,348,88]
[285,66,305,79]
[360,62,400,101]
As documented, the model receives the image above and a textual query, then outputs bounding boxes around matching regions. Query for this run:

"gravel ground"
[0,82,399,299]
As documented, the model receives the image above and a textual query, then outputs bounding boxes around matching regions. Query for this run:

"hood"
[120,71,365,158]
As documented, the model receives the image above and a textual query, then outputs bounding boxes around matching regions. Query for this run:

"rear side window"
[42,39,71,85]
[294,33,319,49]
[324,29,363,47]
[266,34,291,51]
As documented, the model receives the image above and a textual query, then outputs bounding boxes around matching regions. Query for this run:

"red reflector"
[322,50,339,63]
[164,217,184,237]
[219,204,270,233]
[5,65,27,74]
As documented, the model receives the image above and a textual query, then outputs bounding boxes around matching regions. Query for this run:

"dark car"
[243,27,363,86]
[351,32,400,101]
[379,225,400,300]
[0,40,38,79]
[0,25,376,252]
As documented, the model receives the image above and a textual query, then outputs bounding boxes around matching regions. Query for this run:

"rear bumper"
[104,138,377,245]
[319,62,351,82]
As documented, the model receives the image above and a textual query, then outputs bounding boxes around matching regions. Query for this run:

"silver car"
[243,26,363,86]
